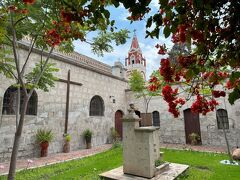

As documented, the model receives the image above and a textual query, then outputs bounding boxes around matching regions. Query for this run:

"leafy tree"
[116,0,239,162]
[129,70,162,114]
[117,0,240,115]
[0,1,128,179]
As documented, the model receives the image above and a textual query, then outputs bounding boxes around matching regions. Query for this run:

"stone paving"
[0,143,228,176]
[0,144,112,175]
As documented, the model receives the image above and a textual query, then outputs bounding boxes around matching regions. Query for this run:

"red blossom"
[22,0,35,5]
[148,84,158,92]
[160,9,164,15]
[191,95,219,115]
[8,5,17,12]
[160,58,174,82]
[45,29,62,46]
[149,76,158,83]
[212,90,226,98]
[226,80,233,89]
[20,9,29,14]
[61,10,73,23]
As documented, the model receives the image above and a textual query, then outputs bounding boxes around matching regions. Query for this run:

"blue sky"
[73,0,173,78]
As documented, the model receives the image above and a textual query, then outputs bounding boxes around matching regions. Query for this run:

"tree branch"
[14,16,28,27]
[20,35,38,76]
[10,12,27,95]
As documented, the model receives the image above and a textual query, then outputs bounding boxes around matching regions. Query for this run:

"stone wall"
[126,91,240,148]
[0,48,128,162]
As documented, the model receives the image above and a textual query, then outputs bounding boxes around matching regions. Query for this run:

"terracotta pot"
[40,142,49,157]
[63,141,70,153]
[85,137,92,149]
[86,142,92,149]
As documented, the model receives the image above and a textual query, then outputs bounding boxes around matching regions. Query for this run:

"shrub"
[189,133,200,145]
[36,129,54,144]
[110,127,119,143]
[82,129,93,140]
[64,134,71,142]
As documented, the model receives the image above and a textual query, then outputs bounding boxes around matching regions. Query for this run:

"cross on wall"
[57,70,82,134]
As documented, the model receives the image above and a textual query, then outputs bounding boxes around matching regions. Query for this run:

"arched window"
[2,86,38,115]
[216,109,229,129]
[152,111,160,126]
[130,55,135,65]
[89,95,104,116]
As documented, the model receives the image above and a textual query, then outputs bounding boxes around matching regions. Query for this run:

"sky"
[73,0,173,79]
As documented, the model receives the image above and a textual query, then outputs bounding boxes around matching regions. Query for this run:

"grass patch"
[163,149,240,180]
[0,147,122,180]
[1,147,239,179]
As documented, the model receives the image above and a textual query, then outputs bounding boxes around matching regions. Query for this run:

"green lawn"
[0,147,239,180]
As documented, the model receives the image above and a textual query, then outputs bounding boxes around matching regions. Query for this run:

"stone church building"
[0,35,239,161]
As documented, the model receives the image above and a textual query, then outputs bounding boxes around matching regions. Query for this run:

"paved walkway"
[160,143,227,153]
[0,144,112,175]
[0,143,228,176]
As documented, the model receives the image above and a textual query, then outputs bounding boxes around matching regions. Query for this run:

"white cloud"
[150,0,160,10]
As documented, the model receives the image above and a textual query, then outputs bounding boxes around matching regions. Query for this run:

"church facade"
[0,36,240,161]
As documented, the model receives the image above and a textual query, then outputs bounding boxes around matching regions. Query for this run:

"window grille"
[152,111,160,126]
[2,86,38,115]
[216,109,229,129]
[89,95,104,116]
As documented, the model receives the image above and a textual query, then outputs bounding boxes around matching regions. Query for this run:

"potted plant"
[82,129,93,149]
[110,127,120,143]
[63,134,71,153]
[189,133,200,145]
[36,129,54,157]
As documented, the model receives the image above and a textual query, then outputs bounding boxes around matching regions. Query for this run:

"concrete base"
[99,163,189,180]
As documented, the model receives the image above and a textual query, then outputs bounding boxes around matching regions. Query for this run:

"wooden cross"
[58,70,82,134]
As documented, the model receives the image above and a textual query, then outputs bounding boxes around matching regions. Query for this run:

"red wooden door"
[184,109,202,144]
[115,110,123,138]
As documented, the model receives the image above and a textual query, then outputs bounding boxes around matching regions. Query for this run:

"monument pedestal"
[99,163,189,180]
[100,105,189,179]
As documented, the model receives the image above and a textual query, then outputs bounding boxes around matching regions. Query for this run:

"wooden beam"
[58,78,82,86]
[64,70,70,134]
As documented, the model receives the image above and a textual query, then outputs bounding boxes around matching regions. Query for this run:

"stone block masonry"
[0,47,128,162]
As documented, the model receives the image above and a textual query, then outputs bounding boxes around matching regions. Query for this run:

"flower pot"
[63,141,70,153]
[40,142,49,157]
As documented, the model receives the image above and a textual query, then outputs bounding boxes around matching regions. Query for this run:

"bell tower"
[125,30,146,80]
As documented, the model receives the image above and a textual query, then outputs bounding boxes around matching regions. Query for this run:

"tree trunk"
[8,95,29,180]
[15,87,20,129]
[217,112,233,162]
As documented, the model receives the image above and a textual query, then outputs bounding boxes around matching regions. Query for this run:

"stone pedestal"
[122,112,160,178]
[99,106,189,180]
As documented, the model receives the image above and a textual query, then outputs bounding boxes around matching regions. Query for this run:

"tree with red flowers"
[116,0,240,116]
[116,0,239,162]
[0,1,128,179]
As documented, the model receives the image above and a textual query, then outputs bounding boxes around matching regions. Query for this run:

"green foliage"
[189,133,201,145]
[116,0,240,107]
[82,129,93,139]
[129,70,145,93]
[0,47,15,78]
[110,127,120,143]
[155,159,164,167]
[36,129,54,144]
[64,134,71,142]
[25,62,59,92]
[91,29,129,56]
[112,141,122,149]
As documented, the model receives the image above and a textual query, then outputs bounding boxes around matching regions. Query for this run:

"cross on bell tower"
[125,30,146,80]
